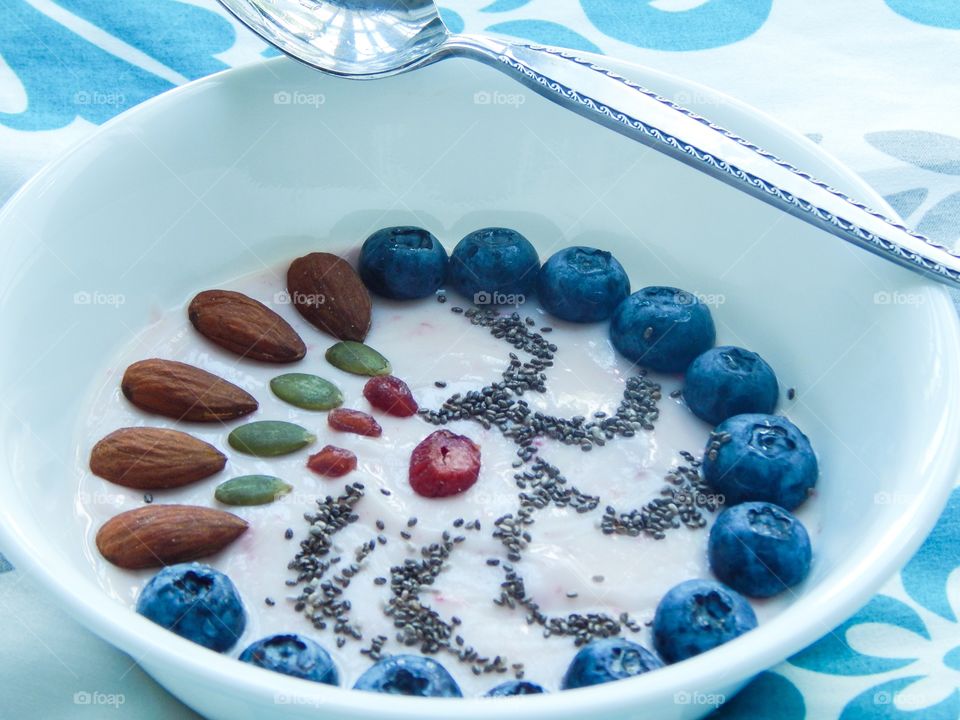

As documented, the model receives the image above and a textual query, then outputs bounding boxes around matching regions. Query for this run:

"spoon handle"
[446,35,960,289]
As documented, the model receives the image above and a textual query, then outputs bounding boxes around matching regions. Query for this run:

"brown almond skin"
[121,359,258,422]
[96,504,248,570]
[287,252,372,341]
[90,427,227,490]
[188,289,306,363]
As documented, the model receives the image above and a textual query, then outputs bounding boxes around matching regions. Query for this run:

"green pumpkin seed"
[270,373,343,411]
[325,341,392,376]
[215,475,292,506]
[228,421,315,457]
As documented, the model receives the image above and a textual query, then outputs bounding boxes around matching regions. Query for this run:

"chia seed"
[601,451,717,537]
[384,525,499,673]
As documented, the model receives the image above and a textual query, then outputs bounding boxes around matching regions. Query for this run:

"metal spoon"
[218,0,960,289]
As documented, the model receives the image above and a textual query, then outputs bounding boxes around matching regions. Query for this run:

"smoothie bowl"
[0,56,958,720]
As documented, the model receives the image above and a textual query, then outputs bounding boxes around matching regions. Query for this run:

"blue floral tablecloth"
[1,2,958,718]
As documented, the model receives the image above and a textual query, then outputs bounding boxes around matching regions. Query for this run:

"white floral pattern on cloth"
[784,487,960,719]
[867,131,960,248]
[0,0,235,130]
[0,2,959,718]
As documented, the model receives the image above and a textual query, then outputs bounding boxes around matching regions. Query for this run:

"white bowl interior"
[0,57,957,720]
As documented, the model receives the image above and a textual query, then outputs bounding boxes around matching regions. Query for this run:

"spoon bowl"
[219,0,448,77]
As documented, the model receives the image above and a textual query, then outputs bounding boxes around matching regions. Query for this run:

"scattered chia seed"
[286,484,373,640]
[279,302,721,673]
[601,451,718,538]
[360,634,388,660]
[420,315,661,460]
[495,562,634,647]
[284,528,294,540]
[383,524,513,675]
[788,387,796,400]
[143,493,153,504]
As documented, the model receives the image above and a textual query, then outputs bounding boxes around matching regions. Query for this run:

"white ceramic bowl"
[0,55,958,720]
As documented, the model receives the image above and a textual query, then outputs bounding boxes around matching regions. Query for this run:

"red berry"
[363,375,419,417]
[307,445,357,477]
[409,430,481,498]
[328,408,382,437]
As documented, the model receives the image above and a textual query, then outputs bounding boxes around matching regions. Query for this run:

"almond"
[90,427,227,490]
[95,504,248,569]
[287,252,372,341]
[188,289,306,363]
[121,359,258,422]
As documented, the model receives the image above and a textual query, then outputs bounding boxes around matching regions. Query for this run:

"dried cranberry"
[328,408,382,437]
[363,375,418,417]
[307,446,358,477]
[409,430,481,498]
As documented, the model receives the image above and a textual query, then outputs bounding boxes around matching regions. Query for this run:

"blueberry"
[709,502,812,598]
[136,563,245,652]
[353,655,462,697]
[536,246,630,323]
[239,634,339,685]
[485,680,546,696]
[684,346,779,425]
[610,287,716,373]
[703,413,818,510]
[561,638,663,689]
[448,227,539,303]
[652,579,757,663]
[359,226,448,300]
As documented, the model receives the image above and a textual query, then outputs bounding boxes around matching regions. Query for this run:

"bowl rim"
[1,52,959,718]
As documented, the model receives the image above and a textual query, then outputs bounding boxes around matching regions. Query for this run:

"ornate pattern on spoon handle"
[447,37,960,288]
